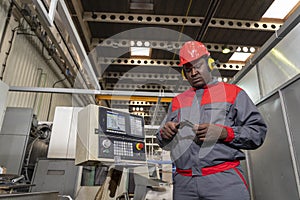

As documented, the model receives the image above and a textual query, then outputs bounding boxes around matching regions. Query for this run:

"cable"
[58,195,73,200]
[46,77,67,121]
[0,0,13,53]
[0,25,20,80]
[24,136,40,182]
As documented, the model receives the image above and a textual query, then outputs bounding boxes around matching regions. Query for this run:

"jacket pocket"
[202,103,231,124]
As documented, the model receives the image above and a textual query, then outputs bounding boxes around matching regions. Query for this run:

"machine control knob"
[102,139,112,148]
[136,143,144,150]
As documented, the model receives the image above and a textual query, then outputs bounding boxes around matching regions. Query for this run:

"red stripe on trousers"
[233,167,249,190]
[176,160,240,176]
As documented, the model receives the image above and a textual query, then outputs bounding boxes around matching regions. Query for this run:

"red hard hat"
[179,41,210,66]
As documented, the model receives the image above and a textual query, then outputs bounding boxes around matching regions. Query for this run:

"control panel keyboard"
[99,136,146,161]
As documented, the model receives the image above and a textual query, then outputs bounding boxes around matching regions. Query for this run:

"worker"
[156,41,267,200]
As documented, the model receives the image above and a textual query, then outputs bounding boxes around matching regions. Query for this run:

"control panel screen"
[99,107,145,138]
[106,111,126,134]
[129,115,143,137]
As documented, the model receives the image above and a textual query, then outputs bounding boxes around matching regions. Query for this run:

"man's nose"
[191,67,197,75]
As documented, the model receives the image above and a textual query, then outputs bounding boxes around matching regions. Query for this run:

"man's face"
[183,57,212,89]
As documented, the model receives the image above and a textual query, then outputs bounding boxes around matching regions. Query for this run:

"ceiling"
[62,0,287,125]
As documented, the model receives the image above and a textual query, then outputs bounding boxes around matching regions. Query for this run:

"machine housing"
[75,104,146,166]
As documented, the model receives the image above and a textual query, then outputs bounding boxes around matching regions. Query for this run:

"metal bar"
[48,0,58,23]
[9,86,178,97]
[71,0,92,51]
[244,151,255,199]
[151,96,162,125]
[96,95,173,102]
[279,90,300,198]
[0,191,59,200]
[57,0,100,90]
[9,86,100,94]
[33,0,58,26]
[83,12,283,31]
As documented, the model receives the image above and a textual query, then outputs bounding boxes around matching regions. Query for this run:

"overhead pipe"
[196,0,221,41]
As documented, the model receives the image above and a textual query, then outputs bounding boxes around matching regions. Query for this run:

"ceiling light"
[229,52,252,62]
[236,47,241,52]
[130,47,151,57]
[262,0,299,19]
[222,46,231,54]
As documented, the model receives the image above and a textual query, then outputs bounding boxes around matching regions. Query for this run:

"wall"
[0,2,72,121]
[236,12,300,200]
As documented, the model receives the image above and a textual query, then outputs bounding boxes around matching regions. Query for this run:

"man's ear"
[207,57,216,71]
[181,69,187,80]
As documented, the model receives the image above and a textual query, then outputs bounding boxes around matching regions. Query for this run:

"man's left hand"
[193,123,228,142]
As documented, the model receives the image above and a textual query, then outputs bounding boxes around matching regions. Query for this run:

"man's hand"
[193,123,228,142]
[160,121,180,140]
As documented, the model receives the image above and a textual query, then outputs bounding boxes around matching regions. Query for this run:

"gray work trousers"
[173,165,250,200]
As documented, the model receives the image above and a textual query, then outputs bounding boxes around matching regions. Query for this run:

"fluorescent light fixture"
[262,0,299,19]
[130,3,154,10]
[229,52,251,62]
[130,47,151,57]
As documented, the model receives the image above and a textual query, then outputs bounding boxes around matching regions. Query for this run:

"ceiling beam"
[98,57,244,70]
[70,0,93,51]
[83,12,283,31]
[91,38,259,53]
[104,83,190,92]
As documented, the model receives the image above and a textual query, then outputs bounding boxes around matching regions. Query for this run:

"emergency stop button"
[136,143,144,150]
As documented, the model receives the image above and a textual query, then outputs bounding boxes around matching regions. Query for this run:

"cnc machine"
[76,105,151,200]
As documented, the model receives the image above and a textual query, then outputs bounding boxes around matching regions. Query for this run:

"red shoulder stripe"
[201,83,241,105]
[172,88,195,112]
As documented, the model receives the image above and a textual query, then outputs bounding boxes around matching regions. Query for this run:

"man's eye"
[194,63,202,69]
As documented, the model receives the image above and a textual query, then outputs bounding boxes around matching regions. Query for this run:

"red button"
[136,143,144,150]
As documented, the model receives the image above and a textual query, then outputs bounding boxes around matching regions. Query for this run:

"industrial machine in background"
[0,107,52,194]
[0,104,172,199]
[30,107,81,199]
[76,105,171,200]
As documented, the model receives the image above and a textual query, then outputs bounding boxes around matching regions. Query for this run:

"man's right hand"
[160,121,180,140]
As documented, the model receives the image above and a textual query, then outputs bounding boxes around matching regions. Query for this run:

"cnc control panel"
[76,105,147,166]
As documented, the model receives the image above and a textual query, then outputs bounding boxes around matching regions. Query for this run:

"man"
[156,41,267,200]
